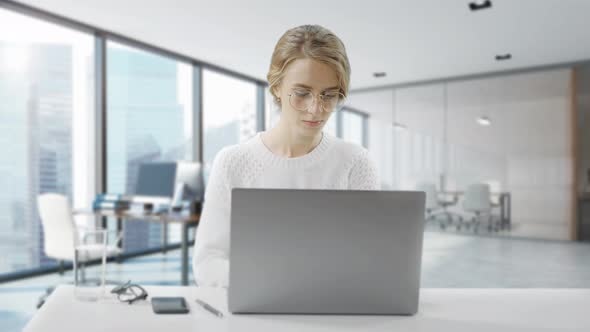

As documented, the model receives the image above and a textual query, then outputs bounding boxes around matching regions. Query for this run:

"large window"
[0,8,95,275]
[106,41,193,252]
[202,69,257,181]
[340,109,368,147]
[0,4,267,280]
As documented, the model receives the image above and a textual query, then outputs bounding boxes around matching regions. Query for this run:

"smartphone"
[151,297,189,314]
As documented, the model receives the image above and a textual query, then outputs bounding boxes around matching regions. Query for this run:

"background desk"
[75,210,200,285]
[24,285,588,331]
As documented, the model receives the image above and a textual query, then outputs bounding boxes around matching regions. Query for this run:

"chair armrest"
[80,229,107,246]
[438,192,459,206]
[78,227,123,246]
[72,209,94,216]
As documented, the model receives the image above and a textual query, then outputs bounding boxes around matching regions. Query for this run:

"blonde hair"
[267,25,351,107]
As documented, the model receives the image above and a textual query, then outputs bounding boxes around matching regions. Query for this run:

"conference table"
[23,285,588,331]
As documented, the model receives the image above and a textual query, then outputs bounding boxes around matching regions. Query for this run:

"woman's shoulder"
[327,133,370,160]
[213,135,261,168]
[210,137,263,186]
[327,135,379,187]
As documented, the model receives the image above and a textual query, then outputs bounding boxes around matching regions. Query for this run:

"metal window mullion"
[362,113,369,148]
[193,65,203,164]
[336,111,343,138]
[95,34,107,230]
[256,84,266,132]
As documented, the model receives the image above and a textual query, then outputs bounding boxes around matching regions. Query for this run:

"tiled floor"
[2,230,589,331]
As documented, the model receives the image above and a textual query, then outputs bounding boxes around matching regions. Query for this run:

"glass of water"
[73,229,108,301]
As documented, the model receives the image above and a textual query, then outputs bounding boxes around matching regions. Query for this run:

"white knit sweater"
[192,131,380,287]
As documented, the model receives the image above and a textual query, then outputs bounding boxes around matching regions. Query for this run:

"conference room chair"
[457,183,500,232]
[416,182,463,230]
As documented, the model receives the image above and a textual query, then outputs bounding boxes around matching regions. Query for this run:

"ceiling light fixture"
[477,116,492,126]
[495,53,512,61]
[469,1,492,11]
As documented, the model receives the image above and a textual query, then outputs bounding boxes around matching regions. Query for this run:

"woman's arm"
[192,147,233,287]
[348,149,381,190]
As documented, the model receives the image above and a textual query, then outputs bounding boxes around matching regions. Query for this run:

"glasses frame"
[111,280,148,305]
[287,88,346,113]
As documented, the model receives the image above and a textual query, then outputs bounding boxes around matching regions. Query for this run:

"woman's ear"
[272,85,282,105]
[272,85,280,98]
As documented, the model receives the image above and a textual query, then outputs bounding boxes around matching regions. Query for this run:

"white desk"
[24,285,588,331]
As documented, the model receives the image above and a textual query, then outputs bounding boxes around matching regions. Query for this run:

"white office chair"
[417,183,441,226]
[458,184,499,232]
[37,193,122,306]
[416,182,462,230]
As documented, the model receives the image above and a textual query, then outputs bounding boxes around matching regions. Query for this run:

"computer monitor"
[134,161,204,202]
[134,162,177,197]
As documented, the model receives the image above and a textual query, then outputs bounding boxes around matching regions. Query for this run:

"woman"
[193,25,380,287]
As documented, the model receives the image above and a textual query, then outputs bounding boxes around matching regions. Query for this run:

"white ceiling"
[13,0,590,90]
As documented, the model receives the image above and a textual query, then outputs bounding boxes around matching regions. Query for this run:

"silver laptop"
[228,188,426,315]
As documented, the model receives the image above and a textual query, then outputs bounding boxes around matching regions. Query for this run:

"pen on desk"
[195,298,224,318]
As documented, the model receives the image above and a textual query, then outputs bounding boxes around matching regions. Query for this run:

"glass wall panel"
[394,84,445,191]
[446,70,573,239]
[351,69,574,240]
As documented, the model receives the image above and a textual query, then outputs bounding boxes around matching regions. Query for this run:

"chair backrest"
[37,193,77,261]
[462,183,491,212]
[416,182,439,210]
[483,180,501,205]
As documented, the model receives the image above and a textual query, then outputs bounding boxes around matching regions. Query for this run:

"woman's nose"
[308,98,322,114]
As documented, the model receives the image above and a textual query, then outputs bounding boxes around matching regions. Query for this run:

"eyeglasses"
[111,280,148,304]
[288,89,346,113]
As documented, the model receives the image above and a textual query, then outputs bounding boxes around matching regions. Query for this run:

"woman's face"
[275,58,340,138]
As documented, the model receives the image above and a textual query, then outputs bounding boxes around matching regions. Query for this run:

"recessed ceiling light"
[373,72,386,78]
[477,116,492,126]
[469,0,492,11]
[495,53,512,61]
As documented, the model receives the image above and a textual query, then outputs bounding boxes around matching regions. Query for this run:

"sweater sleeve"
[192,147,233,288]
[348,149,381,190]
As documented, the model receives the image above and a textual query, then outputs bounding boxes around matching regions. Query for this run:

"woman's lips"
[302,120,323,127]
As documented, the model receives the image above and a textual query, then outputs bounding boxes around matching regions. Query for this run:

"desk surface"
[24,285,588,332]
[74,209,200,224]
